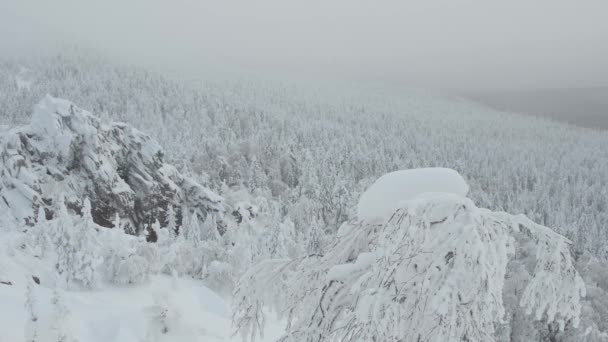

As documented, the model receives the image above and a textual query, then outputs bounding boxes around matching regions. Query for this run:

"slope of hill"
[0,51,607,340]
[1,53,606,262]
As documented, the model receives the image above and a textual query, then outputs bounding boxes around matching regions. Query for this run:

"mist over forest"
[468,87,608,129]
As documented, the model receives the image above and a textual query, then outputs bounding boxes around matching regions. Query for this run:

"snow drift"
[0,95,224,234]
[357,167,469,220]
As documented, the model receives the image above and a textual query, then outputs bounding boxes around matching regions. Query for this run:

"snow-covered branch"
[233,193,585,342]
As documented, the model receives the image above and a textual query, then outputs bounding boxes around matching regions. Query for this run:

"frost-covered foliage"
[498,250,608,342]
[568,255,608,341]
[17,192,148,287]
[11,174,290,293]
[44,196,103,289]
[29,207,50,258]
[233,193,586,342]
[1,52,607,340]
[1,53,606,263]
[19,189,295,292]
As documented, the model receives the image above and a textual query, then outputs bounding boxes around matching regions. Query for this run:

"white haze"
[1,0,608,91]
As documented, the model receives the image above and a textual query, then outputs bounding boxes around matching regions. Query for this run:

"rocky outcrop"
[0,95,224,235]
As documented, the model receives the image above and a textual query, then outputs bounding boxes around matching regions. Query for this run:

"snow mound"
[0,95,224,234]
[357,168,469,220]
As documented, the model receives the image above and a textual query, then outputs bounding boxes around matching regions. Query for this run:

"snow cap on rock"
[357,168,469,220]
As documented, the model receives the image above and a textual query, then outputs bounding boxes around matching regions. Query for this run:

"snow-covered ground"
[0,230,283,342]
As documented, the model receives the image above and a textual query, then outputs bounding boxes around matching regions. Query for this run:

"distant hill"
[467,87,608,130]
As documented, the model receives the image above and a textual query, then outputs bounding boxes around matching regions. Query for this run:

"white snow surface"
[357,168,469,220]
[0,229,284,342]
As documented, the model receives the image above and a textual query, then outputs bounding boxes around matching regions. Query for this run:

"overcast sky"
[1,0,607,91]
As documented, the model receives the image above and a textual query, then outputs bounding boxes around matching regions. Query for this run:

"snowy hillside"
[1,54,607,263]
[0,53,607,341]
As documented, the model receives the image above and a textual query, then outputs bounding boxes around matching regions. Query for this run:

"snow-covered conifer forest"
[0,51,607,341]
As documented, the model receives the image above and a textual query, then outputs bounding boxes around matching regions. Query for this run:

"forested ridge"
[1,52,607,341]
[1,53,607,260]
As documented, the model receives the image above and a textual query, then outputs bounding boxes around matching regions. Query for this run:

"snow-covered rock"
[0,95,224,234]
[357,167,469,220]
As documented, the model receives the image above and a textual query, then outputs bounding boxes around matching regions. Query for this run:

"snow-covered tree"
[24,278,38,342]
[151,219,161,240]
[30,206,49,257]
[160,207,201,278]
[73,198,101,287]
[200,214,219,241]
[247,156,267,194]
[55,197,101,289]
[530,253,608,342]
[2,53,608,268]
[156,225,172,247]
[137,232,162,274]
[113,212,121,231]
[113,252,150,285]
[51,287,73,342]
[178,206,190,240]
[233,193,586,342]
[53,197,74,283]
[304,218,323,256]
[165,205,177,239]
[182,212,202,245]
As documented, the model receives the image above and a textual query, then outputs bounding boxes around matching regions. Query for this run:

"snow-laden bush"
[3,54,608,264]
[48,198,103,289]
[534,254,608,342]
[97,228,157,286]
[233,192,586,342]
